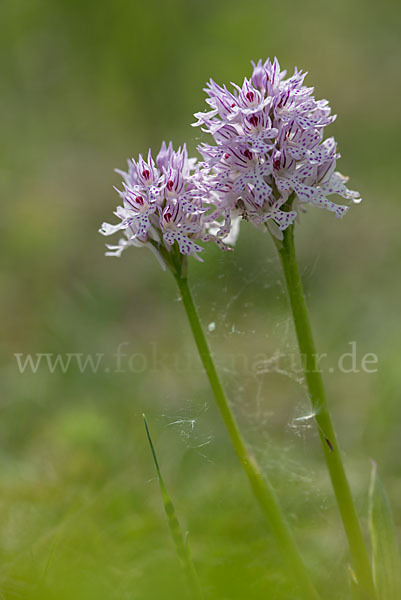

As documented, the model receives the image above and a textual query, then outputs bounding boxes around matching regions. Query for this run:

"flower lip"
[248,115,259,128]
[243,149,253,161]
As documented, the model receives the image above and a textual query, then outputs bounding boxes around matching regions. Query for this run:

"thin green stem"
[273,224,376,599]
[143,414,204,600]
[174,271,321,600]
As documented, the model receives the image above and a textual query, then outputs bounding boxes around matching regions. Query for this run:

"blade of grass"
[143,414,204,600]
[369,460,401,600]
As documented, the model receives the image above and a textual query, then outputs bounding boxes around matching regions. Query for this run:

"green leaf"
[143,414,204,600]
[369,460,401,599]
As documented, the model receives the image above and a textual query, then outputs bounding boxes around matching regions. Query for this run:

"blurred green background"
[1,0,401,598]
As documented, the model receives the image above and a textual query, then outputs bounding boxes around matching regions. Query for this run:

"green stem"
[273,224,375,598]
[174,271,321,600]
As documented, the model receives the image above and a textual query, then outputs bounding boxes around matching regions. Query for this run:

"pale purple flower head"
[194,57,361,239]
[100,142,230,267]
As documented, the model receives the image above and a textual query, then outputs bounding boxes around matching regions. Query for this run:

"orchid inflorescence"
[99,142,230,266]
[100,57,361,260]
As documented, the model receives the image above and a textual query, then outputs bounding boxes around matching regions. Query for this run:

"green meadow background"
[1,0,400,598]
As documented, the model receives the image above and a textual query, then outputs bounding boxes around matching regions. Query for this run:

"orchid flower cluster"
[194,57,361,239]
[99,142,231,266]
[100,57,361,259]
